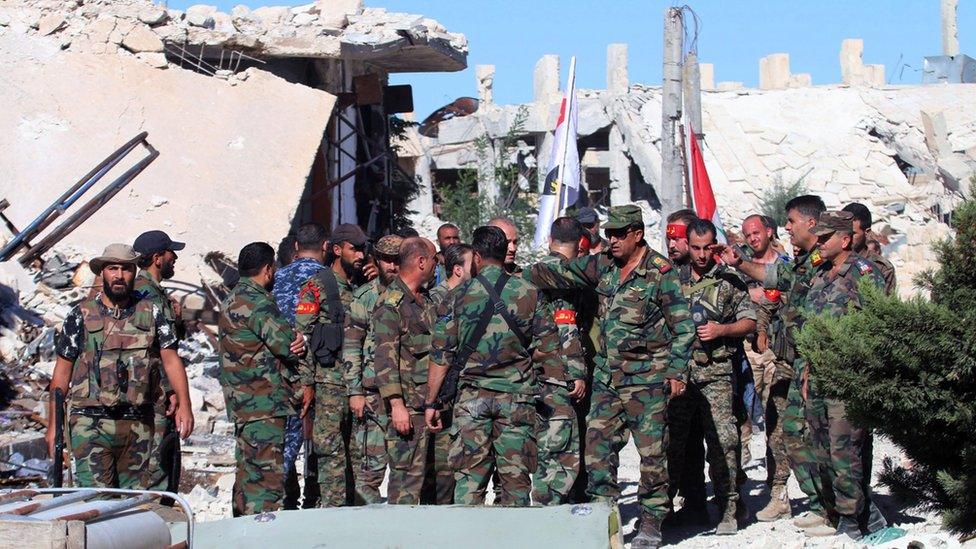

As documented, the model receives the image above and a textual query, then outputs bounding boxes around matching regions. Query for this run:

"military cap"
[374,235,403,256]
[812,210,855,236]
[330,223,367,247]
[603,204,644,230]
[576,207,599,225]
[133,230,185,256]
[90,243,140,274]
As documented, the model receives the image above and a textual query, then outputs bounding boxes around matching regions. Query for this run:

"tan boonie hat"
[374,235,403,256]
[90,243,140,274]
[603,204,644,231]
[812,210,855,237]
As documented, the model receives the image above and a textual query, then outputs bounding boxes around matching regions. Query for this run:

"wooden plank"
[0,519,69,549]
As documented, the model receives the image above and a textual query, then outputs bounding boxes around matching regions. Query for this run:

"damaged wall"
[0,32,336,276]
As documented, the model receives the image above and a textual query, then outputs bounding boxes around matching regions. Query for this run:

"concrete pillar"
[534,55,559,103]
[607,43,629,94]
[942,0,959,56]
[759,53,790,90]
[865,64,886,87]
[840,38,864,85]
[477,137,500,205]
[408,153,435,222]
[476,64,494,105]
[699,63,714,90]
[609,125,631,205]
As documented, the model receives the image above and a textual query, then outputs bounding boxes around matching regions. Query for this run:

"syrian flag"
[533,57,581,250]
[688,124,727,243]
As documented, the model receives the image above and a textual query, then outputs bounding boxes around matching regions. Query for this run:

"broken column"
[840,39,886,87]
[607,43,629,94]
[699,63,715,90]
[942,0,959,56]
[759,53,790,90]
[534,55,560,103]
[476,64,495,105]
[609,126,631,205]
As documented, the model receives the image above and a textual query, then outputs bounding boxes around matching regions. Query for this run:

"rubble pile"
[0,0,467,72]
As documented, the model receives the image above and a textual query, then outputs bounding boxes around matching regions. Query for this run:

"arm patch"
[554,309,577,325]
[652,255,673,274]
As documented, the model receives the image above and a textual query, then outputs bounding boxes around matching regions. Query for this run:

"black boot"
[632,514,664,548]
[836,515,862,540]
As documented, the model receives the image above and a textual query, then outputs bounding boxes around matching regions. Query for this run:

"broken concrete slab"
[120,22,163,53]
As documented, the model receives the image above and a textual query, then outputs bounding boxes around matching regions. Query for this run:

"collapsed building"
[405,41,976,298]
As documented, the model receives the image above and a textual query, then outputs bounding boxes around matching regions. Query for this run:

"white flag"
[534,57,580,250]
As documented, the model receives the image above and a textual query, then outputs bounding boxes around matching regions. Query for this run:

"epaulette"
[810,249,823,267]
[651,254,673,274]
[854,258,873,276]
[383,289,405,307]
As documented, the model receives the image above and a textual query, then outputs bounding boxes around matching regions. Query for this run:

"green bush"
[759,174,809,227]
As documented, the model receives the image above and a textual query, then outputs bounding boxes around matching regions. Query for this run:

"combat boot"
[673,494,709,526]
[756,485,791,522]
[836,515,862,540]
[715,500,737,535]
[863,501,888,534]
[804,522,837,537]
[792,510,825,528]
[631,514,663,549]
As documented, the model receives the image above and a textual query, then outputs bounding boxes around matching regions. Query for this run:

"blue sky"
[170,1,975,119]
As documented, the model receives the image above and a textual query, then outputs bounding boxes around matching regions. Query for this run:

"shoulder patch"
[384,290,405,306]
[810,249,823,267]
[652,255,672,274]
[855,259,873,275]
[553,309,576,325]
[296,301,319,315]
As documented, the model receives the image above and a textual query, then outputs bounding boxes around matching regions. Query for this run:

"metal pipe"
[51,494,153,522]
[7,488,97,515]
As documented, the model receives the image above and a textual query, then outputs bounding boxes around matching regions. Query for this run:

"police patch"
[296,302,319,315]
[652,255,672,273]
[554,309,576,325]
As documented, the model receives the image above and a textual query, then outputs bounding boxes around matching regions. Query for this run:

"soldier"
[425,226,560,506]
[717,195,830,533]
[740,214,794,522]
[271,223,332,509]
[342,234,402,503]
[433,223,461,286]
[533,218,588,505]
[668,220,756,534]
[488,217,521,274]
[576,207,606,255]
[295,224,367,507]
[842,203,896,296]
[525,205,694,548]
[803,211,887,539]
[373,238,442,503]
[132,230,187,497]
[429,243,474,306]
[48,244,194,489]
[218,242,305,516]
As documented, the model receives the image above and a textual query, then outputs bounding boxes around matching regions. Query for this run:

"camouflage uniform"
[753,291,792,491]
[668,263,754,516]
[218,277,301,516]
[424,281,456,504]
[295,270,356,507]
[373,278,443,504]
[133,270,182,493]
[342,277,388,504]
[271,256,327,509]
[863,250,896,296]
[532,252,586,505]
[802,253,884,519]
[432,264,560,506]
[763,247,829,516]
[527,244,694,521]
[56,296,175,489]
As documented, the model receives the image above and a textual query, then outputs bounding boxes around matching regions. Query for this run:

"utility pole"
[661,7,685,228]
[682,51,702,209]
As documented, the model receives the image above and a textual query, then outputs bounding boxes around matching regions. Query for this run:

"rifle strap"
[682,276,721,298]
[313,267,344,324]
[476,274,529,350]
[450,273,512,373]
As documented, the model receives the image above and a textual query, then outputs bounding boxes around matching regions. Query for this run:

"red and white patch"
[554,309,577,325]
[296,301,319,315]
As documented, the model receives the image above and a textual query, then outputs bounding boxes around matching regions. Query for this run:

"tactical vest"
[71,298,158,407]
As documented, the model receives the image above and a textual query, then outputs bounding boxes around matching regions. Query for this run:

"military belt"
[72,403,154,421]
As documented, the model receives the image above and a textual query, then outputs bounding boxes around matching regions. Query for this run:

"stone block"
[759,53,790,90]
[534,54,559,102]
[120,23,164,53]
[86,16,116,44]
[186,5,217,29]
[136,52,168,69]
[920,109,952,158]
[789,73,812,87]
[607,43,628,94]
[840,38,864,85]
[138,6,169,26]
[699,63,714,90]
[292,12,318,26]
[476,64,494,105]
[865,64,885,87]
[36,13,65,36]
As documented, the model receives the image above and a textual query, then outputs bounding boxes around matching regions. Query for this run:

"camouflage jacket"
[341,278,386,396]
[218,278,301,424]
[679,263,755,381]
[428,280,452,309]
[863,250,896,296]
[294,267,356,386]
[133,270,183,394]
[763,247,824,365]
[374,277,435,413]
[56,295,175,408]
[431,264,559,396]
[526,244,694,387]
[536,253,586,415]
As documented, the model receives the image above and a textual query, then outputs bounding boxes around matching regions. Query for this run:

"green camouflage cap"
[603,204,644,230]
[812,210,855,236]
[374,235,403,256]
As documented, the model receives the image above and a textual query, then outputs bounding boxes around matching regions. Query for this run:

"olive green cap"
[603,204,644,230]
[812,210,855,236]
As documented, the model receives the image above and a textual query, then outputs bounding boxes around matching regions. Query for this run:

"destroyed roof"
[3,0,468,72]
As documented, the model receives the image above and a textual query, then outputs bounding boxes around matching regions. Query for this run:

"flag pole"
[554,56,576,215]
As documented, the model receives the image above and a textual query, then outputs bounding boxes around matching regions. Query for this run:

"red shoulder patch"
[554,309,577,325]
[764,289,782,302]
[652,255,672,274]
[296,301,319,315]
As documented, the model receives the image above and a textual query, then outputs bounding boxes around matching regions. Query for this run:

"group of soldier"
[45,192,896,548]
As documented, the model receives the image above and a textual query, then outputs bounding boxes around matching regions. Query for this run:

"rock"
[36,13,66,36]
[137,7,169,26]
[120,23,164,53]
[185,5,216,29]
[250,6,291,27]
[292,12,318,26]
[136,52,168,69]
[86,16,116,44]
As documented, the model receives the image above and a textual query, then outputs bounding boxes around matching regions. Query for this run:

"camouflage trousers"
[313,383,354,507]
[806,396,867,517]
[586,381,668,520]
[422,411,455,505]
[349,392,388,504]
[783,377,826,516]
[69,415,151,489]
[145,394,180,492]
[386,414,429,504]
[450,388,537,506]
[233,416,285,517]
[748,349,792,488]
[532,401,580,505]
[667,376,739,509]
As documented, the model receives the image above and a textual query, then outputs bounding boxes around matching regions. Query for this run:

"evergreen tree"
[797,181,976,535]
